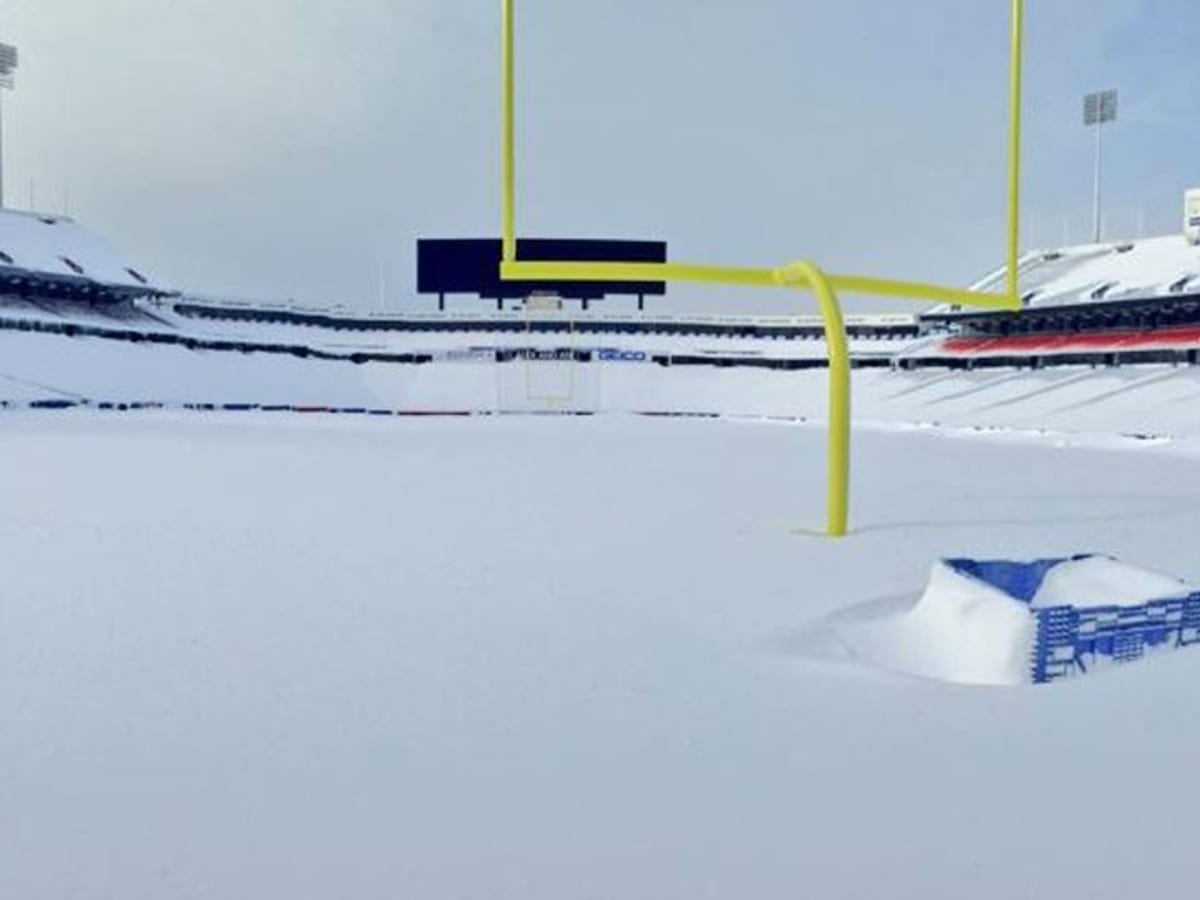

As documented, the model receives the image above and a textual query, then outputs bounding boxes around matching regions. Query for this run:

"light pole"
[0,44,17,209]
[1083,89,1117,244]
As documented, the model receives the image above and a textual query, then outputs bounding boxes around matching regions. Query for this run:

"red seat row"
[938,325,1200,357]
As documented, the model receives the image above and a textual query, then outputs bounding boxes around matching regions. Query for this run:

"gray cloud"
[3,0,1193,314]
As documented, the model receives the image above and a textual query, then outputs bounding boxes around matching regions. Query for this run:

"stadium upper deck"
[0,209,170,304]
[947,234,1200,316]
[908,231,1200,367]
[5,208,1200,372]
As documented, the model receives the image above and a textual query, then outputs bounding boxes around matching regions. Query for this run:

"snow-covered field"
[4,411,1199,899]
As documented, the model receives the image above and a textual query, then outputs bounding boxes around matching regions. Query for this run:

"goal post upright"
[1007,0,1025,299]
[502,0,517,265]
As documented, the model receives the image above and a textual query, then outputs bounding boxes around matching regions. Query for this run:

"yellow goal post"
[499,0,1026,537]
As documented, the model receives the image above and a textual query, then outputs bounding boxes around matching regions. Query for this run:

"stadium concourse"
[4,209,1200,436]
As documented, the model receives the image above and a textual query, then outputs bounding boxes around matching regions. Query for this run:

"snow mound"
[1032,555,1188,609]
[814,561,1035,686]
[807,556,1198,687]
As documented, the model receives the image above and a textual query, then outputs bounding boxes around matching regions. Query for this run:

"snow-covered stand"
[947,556,1200,684]
[0,209,169,301]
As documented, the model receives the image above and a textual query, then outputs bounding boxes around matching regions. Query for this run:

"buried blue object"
[945,555,1200,684]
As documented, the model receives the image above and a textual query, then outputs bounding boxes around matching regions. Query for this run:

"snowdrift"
[812,556,1200,686]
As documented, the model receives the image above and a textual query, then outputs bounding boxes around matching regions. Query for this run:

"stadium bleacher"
[7,206,1200,376]
[907,232,1200,368]
[940,326,1200,357]
[0,209,171,305]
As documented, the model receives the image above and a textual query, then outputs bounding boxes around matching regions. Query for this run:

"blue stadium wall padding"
[1032,594,1200,683]
[945,556,1200,684]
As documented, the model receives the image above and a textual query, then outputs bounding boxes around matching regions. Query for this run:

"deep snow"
[3,411,1200,899]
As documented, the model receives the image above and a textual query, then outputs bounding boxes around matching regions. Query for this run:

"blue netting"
[945,556,1200,684]
[944,556,1094,604]
[1033,594,1200,683]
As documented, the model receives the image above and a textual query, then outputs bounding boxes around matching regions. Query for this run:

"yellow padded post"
[774,262,850,537]
[1007,0,1025,300]
[502,0,516,263]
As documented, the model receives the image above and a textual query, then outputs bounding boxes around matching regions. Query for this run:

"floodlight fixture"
[1083,89,1117,127]
[0,42,15,208]
[0,43,15,89]
[1083,89,1118,243]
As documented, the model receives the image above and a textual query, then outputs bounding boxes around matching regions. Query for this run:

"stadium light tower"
[0,43,16,208]
[1084,89,1117,244]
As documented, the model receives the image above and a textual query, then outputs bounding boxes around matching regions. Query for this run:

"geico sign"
[596,349,648,363]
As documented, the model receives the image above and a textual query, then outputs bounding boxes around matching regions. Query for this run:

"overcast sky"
[3,0,1198,313]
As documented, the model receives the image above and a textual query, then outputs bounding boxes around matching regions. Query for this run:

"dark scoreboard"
[417,238,667,302]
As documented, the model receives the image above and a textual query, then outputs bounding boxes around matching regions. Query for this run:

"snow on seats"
[0,208,169,301]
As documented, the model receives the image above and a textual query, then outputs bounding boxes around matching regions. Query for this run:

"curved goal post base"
[775,262,850,538]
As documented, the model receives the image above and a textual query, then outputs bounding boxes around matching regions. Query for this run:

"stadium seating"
[937,325,1200,358]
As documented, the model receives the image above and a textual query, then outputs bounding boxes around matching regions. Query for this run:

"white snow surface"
[807,561,1038,687]
[1033,555,1193,609]
[4,411,1200,899]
